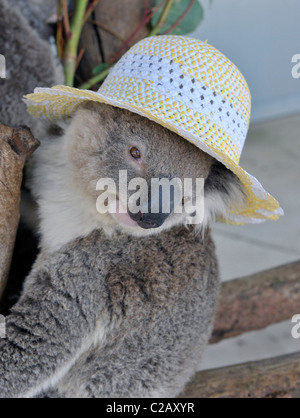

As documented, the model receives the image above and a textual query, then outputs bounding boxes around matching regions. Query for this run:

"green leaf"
[92,62,109,76]
[152,0,204,36]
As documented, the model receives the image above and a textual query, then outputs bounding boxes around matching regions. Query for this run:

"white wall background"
[191,0,300,122]
[189,1,300,373]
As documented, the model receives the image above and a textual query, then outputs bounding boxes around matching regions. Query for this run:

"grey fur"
[0,0,63,135]
[9,0,57,40]
[0,227,219,398]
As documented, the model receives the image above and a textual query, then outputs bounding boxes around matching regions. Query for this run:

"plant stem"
[83,0,100,24]
[64,0,89,87]
[76,47,85,71]
[62,0,71,38]
[162,0,196,35]
[56,0,63,59]
[148,0,175,36]
[79,67,111,90]
[88,20,126,42]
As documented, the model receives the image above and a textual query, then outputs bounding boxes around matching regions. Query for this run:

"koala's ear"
[47,122,66,138]
[203,161,246,225]
[47,109,90,139]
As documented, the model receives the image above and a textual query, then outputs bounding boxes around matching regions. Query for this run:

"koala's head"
[64,102,245,237]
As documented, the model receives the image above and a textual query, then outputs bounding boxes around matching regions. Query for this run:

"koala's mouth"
[112,199,139,228]
[112,199,164,230]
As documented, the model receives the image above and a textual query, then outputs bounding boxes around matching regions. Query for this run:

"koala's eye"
[182,197,190,206]
[129,147,141,160]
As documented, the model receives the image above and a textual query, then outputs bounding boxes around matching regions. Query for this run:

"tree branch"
[181,351,300,398]
[211,261,300,344]
[0,124,39,302]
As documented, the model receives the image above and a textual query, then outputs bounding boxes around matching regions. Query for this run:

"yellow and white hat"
[24,35,283,224]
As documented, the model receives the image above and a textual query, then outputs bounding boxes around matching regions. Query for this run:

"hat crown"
[100,36,251,165]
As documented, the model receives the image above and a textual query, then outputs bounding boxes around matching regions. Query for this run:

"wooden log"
[181,351,300,398]
[0,124,39,301]
[211,261,300,343]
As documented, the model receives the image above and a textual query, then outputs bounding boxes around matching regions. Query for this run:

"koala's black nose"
[129,211,171,229]
[128,186,175,229]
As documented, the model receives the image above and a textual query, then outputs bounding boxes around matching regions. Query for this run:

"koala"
[0,0,63,135]
[9,0,58,40]
[0,102,245,398]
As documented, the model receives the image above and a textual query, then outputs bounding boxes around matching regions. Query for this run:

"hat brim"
[24,85,283,224]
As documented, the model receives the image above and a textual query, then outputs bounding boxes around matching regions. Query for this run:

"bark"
[211,261,300,343]
[181,351,300,398]
[0,124,39,301]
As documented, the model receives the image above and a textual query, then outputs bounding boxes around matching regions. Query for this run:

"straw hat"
[24,35,283,224]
